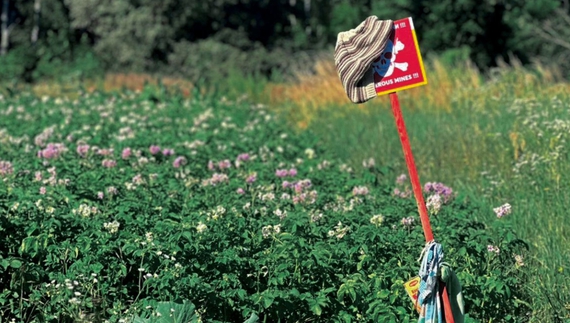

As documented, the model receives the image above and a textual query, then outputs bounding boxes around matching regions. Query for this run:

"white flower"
[262,225,272,238]
[304,148,316,159]
[11,202,19,211]
[493,203,512,218]
[329,222,349,239]
[35,199,43,210]
[73,204,94,217]
[514,254,525,267]
[273,209,287,220]
[362,158,375,168]
[309,210,323,222]
[196,222,207,233]
[273,224,281,234]
[103,220,120,234]
[261,192,275,201]
[426,194,442,215]
[370,214,385,226]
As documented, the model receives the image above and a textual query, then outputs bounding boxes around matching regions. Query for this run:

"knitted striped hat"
[334,16,393,104]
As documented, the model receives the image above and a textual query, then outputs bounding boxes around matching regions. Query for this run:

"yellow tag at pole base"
[404,276,421,313]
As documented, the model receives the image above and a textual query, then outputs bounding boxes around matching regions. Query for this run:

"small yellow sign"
[403,276,421,313]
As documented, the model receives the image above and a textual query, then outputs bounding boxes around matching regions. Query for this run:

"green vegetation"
[0,90,531,322]
[1,0,570,83]
[291,65,570,321]
[2,1,570,321]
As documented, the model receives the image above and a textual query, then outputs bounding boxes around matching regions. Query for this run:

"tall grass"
[267,57,570,321]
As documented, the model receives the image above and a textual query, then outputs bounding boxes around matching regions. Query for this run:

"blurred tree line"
[0,0,569,82]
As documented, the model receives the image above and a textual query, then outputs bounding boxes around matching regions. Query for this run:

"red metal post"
[389,92,454,323]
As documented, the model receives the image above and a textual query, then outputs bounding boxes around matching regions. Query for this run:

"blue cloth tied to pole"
[417,241,444,323]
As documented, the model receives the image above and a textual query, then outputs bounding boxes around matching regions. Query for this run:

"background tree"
[0,0,569,82]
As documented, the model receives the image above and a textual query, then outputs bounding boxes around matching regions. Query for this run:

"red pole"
[389,92,454,323]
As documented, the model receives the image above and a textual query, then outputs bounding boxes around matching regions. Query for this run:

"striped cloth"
[417,241,444,323]
[334,16,393,104]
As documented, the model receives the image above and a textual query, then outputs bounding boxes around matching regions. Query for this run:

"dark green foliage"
[1,0,569,81]
[0,91,532,321]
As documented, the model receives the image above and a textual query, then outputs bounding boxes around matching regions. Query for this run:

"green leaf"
[133,300,198,323]
[262,294,274,309]
[311,303,322,316]
[243,313,259,323]
[378,290,390,299]
[10,259,22,269]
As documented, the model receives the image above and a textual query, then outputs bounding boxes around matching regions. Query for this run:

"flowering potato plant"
[0,90,530,322]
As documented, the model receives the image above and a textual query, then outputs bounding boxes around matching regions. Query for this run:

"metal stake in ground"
[389,92,454,323]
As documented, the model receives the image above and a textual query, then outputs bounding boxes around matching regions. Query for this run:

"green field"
[0,60,569,322]
[271,59,570,321]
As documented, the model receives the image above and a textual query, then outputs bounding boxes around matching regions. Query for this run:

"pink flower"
[237,153,250,162]
[352,186,369,196]
[401,216,415,227]
[34,171,42,181]
[208,160,215,171]
[493,203,512,218]
[121,148,132,159]
[107,186,118,195]
[0,160,13,177]
[275,169,288,177]
[149,145,161,155]
[97,191,104,199]
[237,188,245,194]
[38,143,66,159]
[39,187,46,195]
[209,173,229,186]
[218,160,231,170]
[173,156,187,168]
[393,188,412,199]
[246,173,257,184]
[102,159,117,168]
[132,174,144,184]
[162,148,174,156]
[76,144,90,157]
[288,168,298,177]
[396,174,408,184]
[294,182,304,194]
[282,181,290,189]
